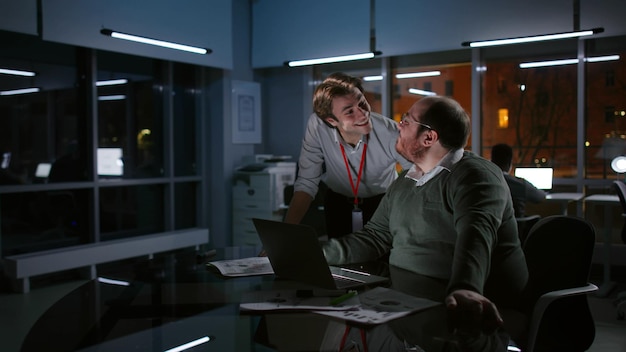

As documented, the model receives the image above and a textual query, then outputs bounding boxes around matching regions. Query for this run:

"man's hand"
[445,289,503,335]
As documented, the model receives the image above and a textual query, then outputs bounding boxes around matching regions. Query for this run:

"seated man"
[490,143,546,218]
[322,96,528,347]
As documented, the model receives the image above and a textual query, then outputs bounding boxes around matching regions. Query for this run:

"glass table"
[21,246,509,351]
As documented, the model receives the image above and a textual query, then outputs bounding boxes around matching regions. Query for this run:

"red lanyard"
[340,136,368,208]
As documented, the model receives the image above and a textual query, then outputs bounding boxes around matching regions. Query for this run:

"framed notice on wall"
[232,80,261,144]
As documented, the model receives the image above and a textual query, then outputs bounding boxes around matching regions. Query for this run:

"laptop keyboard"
[332,273,365,289]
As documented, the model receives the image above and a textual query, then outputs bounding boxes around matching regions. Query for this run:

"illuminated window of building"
[498,108,509,128]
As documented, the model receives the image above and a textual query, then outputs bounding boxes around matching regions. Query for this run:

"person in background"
[490,143,546,218]
[284,72,411,238]
[322,96,528,347]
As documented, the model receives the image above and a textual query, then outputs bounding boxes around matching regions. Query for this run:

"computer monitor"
[514,167,553,190]
[34,163,52,178]
[97,148,124,176]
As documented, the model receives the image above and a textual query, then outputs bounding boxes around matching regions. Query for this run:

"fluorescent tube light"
[0,68,36,77]
[463,27,603,48]
[408,88,437,96]
[96,79,128,87]
[520,54,620,68]
[586,55,620,63]
[100,29,210,55]
[520,59,579,68]
[363,75,383,81]
[396,71,441,79]
[286,52,379,67]
[0,87,40,96]
[97,277,130,286]
[164,336,211,352]
[98,95,126,101]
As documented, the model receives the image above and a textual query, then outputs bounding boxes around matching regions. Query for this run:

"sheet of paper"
[208,256,274,277]
[314,287,441,325]
[239,289,360,311]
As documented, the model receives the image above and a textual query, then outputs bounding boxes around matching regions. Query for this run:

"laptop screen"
[514,167,553,190]
[34,163,52,178]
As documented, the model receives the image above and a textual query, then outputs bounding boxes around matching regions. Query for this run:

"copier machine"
[232,157,296,246]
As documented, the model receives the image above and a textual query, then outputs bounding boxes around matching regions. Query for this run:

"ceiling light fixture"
[408,88,437,96]
[520,54,620,68]
[96,79,128,87]
[396,71,441,79]
[462,27,604,48]
[0,68,36,77]
[286,51,380,67]
[98,95,126,101]
[100,29,211,55]
[0,87,40,96]
[363,75,383,81]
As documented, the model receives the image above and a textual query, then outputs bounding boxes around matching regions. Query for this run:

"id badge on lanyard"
[340,135,368,232]
[352,207,363,231]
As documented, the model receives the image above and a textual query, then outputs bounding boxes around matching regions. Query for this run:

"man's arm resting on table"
[283,191,314,224]
[445,289,509,352]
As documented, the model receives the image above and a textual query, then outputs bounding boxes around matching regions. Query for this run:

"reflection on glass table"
[21,247,512,352]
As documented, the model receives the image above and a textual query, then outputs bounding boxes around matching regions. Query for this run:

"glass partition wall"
[0,30,206,256]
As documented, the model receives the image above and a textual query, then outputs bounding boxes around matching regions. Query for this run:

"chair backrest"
[613,180,626,243]
[521,215,596,351]
[516,214,541,245]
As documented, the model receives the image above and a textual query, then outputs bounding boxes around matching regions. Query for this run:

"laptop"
[514,167,554,190]
[252,218,389,290]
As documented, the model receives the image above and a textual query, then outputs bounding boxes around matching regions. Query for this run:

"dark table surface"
[22,246,508,352]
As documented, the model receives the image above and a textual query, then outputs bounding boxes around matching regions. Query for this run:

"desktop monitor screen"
[97,148,124,176]
[34,163,52,178]
[514,167,553,190]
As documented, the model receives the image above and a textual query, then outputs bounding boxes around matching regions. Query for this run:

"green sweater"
[323,151,528,308]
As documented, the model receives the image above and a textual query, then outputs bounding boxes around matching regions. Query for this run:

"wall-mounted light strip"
[286,51,380,67]
[0,87,40,96]
[0,68,36,77]
[462,27,603,48]
[100,29,211,55]
[396,71,441,79]
[408,88,437,96]
[96,79,128,87]
[520,54,620,68]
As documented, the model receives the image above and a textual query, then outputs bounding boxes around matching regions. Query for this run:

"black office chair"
[516,215,598,352]
[612,180,626,319]
[516,214,541,245]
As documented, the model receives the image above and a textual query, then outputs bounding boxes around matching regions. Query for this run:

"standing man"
[285,73,411,238]
[322,96,528,345]
[491,143,546,218]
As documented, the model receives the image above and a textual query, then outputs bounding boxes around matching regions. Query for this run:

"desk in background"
[545,192,584,215]
[584,194,620,297]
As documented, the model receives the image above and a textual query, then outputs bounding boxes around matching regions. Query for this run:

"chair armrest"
[526,283,598,352]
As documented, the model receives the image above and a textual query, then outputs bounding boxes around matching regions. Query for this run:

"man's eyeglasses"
[399,113,433,130]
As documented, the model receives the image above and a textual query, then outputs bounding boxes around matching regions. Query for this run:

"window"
[482,39,579,183]
[0,31,206,256]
